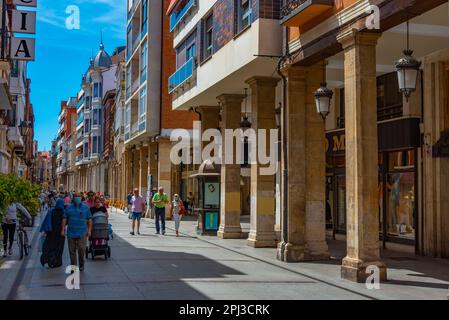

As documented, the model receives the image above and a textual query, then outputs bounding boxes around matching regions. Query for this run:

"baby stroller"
[86,212,111,260]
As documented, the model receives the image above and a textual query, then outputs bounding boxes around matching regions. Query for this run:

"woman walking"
[40,199,65,268]
[170,194,184,237]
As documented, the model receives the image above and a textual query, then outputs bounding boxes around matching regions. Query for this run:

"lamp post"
[395,20,421,101]
[314,61,334,120]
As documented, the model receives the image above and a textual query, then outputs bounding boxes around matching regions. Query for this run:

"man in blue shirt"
[61,193,92,272]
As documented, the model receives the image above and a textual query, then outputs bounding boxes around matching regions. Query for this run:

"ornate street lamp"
[314,61,333,120]
[240,88,252,130]
[395,20,421,101]
[19,120,31,136]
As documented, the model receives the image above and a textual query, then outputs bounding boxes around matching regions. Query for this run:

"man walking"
[130,188,145,236]
[151,187,169,235]
[61,193,92,272]
[127,191,133,214]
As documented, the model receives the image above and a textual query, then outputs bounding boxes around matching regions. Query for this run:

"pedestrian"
[130,188,145,235]
[40,199,65,268]
[2,201,32,257]
[126,191,133,213]
[64,192,71,209]
[61,193,92,272]
[40,190,47,212]
[83,191,95,208]
[151,186,169,235]
[171,194,184,237]
[91,196,108,218]
[187,192,194,215]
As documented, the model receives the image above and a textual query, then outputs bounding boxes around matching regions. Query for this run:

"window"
[236,0,252,34]
[141,0,148,30]
[92,136,98,154]
[202,14,213,61]
[93,109,100,125]
[175,30,197,68]
[93,83,102,98]
[140,42,148,83]
[139,87,147,127]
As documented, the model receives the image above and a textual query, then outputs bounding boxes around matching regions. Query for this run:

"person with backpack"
[40,199,65,268]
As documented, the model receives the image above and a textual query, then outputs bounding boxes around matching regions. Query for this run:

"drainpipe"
[276,25,290,261]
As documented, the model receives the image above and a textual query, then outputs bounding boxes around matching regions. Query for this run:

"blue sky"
[29,0,126,150]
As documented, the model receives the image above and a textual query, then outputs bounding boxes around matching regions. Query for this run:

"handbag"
[179,202,186,215]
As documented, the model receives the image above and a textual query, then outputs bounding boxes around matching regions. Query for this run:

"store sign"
[12,10,36,34]
[11,37,35,61]
[12,0,37,7]
[326,131,345,155]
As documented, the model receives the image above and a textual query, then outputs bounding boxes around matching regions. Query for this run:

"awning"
[167,0,181,16]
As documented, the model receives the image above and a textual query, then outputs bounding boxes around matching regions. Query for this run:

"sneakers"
[8,248,12,256]
[161,230,166,236]
[79,265,84,272]
[137,231,140,235]
[155,231,160,235]
[130,231,135,236]
[2,251,6,258]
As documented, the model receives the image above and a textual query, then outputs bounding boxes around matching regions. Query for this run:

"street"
[1,209,448,300]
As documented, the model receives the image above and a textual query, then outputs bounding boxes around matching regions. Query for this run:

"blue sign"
[204,211,218,231]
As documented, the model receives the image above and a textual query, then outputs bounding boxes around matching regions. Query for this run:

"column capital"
[245,76,280,88]
[280,64,308,82]
[337,28,381,50]
[216,94,245,105]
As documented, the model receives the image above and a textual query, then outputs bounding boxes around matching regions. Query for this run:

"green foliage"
[0,174,41,219]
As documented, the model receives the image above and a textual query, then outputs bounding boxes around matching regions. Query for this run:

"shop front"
[326,116,421,249]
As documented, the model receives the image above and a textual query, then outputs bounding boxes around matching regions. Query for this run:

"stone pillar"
[304,65,330,259]
[245,77,278,248]
[148,141,158,194]
[139,145,149,197]
[125,148,133,195]
[277,66,308,262]
[158,139,172,219]
[132,148,140,190]
[337,29,386,282]
[217,94,244,239]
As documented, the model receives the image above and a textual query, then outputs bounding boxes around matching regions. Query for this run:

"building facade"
[165,0,449,282]
[124,0,197,216]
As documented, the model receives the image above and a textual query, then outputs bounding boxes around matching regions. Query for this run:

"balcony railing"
[168,57,195,93]
[170,0,196,32]
[280,0,333,25]
[131,78,140,96]
[76,97,85,110]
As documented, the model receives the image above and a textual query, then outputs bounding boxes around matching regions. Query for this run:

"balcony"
[76,97,85,111]
[169,57,195,93]
[170,0,196,32]
[280,0,333,26]
[7,126,24,149]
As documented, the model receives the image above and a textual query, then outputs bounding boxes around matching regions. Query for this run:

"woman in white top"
[170,194,184,237]
[2,203,32,257]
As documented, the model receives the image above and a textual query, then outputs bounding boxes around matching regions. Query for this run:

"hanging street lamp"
[395,20,421,101]
[314,61,333,120]
[240,88,252,130]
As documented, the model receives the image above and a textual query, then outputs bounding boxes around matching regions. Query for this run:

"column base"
[217,225,243,239]
[247,231,277,248]
[277,241,332,262]
[341,257,387,283]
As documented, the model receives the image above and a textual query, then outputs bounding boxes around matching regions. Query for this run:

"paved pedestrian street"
[1,210,447,300]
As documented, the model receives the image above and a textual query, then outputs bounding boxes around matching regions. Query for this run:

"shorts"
[132,212,142,221]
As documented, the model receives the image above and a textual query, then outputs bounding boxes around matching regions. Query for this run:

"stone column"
[304,65,330,259]
[132,148,140,190]
[158,138,172,219]
[337,29,387,282]
[125,148,133,195]
[245,76,279,248]
[277,66,308,262]
[217,94,245,239]
[139,145,149,197]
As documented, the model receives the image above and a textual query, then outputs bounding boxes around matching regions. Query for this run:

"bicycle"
[17,218,31,260]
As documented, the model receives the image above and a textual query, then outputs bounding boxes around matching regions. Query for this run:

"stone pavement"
[2,208,448,300]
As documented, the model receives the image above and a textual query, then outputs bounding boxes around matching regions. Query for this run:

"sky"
[28,0,126,151]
